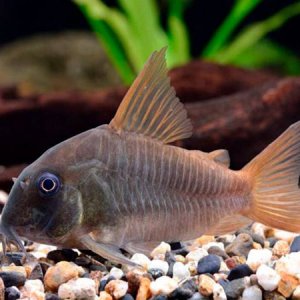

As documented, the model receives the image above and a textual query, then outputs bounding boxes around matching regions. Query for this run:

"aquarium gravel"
[0,222,299,300]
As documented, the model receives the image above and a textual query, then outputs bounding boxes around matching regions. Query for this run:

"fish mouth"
[0,218,26,256]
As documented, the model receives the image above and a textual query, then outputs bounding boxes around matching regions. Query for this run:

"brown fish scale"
[87,125,250,245]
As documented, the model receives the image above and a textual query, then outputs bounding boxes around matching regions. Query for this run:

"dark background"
[0,0,298,56]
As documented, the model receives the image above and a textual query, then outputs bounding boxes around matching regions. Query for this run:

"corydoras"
[1,49,300,266]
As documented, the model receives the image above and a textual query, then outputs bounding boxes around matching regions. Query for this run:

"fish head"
[1,147,84,247]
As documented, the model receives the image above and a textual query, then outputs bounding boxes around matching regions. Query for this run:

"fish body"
[1,48,300,265]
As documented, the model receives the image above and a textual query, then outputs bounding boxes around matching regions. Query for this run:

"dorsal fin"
[109,48,193,144]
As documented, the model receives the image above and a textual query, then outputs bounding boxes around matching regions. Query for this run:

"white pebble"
[246,249,272,271]
[0,190,8,205]
[130,253,151,269]
[105,279,128,299]
[218,234,236,243]
[213,283,227,300]
[273,229,298,243]
[292,285,300,300]
[275,252,300,276]
[251,223,267,238]
[148,259,169,275]
[256,264,280,291]
[219,261,229,272]
[242,285,262,300]
[150,241,171,259]
[186,248,208,262]
[24,279,44,293]
[172,262,190,282]
[58,278,96,300]
[109,267,124,280]
[150,276,178,295]
[202,242,225,251]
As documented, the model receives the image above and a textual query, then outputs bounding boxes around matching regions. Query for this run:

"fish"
[1,48,300,266]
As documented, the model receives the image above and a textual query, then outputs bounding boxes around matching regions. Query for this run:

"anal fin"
[80,235,137,267]
[206,214,253,235]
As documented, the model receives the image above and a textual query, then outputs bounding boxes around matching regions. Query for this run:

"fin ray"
[243,121,300,232]
[109,48,192,143]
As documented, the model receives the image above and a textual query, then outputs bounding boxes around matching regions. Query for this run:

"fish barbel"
[1,48,300,266]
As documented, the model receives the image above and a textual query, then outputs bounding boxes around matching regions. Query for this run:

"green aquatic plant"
[73,0,300,84]
[74,0,190,84]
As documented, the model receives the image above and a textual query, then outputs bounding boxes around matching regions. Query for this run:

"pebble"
[5,286,20,300]
[98,291,113,300]
[242,285,262,300]
[151,296,168,300]
[148,260,169,275]
[29,263,44,281]
[272,229,298,243]
[186,249,208,263]
[109,267,124,280]
[122,294,135,300]
[150,242,171,259]
[194,235,215,247]
[0,190,7,204]
[45,293,60,300]
[251,223,267,238]
[175,255,186,263]
[148,268,164,280]
[246,249,272,271]
[23,279,44,295]
[275,252,300,276]
[0,271,26,287]
[44,261,83,291]
[202,242,225,252]
[130,253,151,269]
[198,274,216,297]
[272,240,290,257]
[47,249,78,263]
[222,278,247,299]
[277,272,299,298]
[227,264,253,281]
[0,266,27,278]
[267,237,278,248]
[290,236,300,253]
[212,283,226,300]
[150,276,178,295]
[105,279,128,299]
[188,292,210,300]
[58,277,96,300]
[136,277,151,300]
[172,261,190,282]
[197,254,221,275]
[292,285,300,300]
[263,291,286,300]
[207,246,229,260]
[237,229,265,247]
[168,286,194,300]
[256,264,280,291]
[225,233,254,257]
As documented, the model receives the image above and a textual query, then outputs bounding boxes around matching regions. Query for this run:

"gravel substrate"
[0,222,300,300]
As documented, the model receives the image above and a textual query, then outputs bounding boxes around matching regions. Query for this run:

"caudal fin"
[243,121,300,232]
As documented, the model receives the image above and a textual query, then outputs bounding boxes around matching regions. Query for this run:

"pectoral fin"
[80,235,137,266]
[124,241,160,256]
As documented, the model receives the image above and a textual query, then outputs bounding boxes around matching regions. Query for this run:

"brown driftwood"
[0,61,279,192]
[184,78,300,168]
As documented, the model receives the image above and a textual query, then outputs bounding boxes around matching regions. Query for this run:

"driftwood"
[0,61,281,192]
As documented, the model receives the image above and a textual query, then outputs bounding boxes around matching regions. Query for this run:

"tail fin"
[243,121,300,232]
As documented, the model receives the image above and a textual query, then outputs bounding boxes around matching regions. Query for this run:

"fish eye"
[37,173,61,197]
